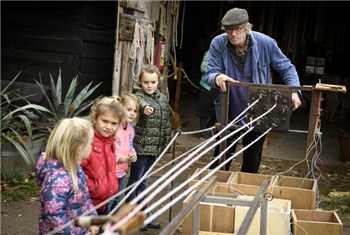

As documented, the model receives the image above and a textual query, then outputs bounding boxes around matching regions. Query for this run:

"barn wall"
[1,1,117,101]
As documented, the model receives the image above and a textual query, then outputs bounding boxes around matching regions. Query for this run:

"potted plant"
[1,71,52,175]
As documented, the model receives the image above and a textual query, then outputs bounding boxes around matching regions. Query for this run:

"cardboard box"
[291,209,343,235]
[228,172,274,196]
[182,191,237,235]
[234,195,291,235]
[188,168,235,193]
[270,175,317,209]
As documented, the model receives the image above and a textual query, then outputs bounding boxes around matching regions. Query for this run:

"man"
[206,8,302,173]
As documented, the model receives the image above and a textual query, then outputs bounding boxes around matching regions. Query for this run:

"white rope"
[179,0,185,49]
[129,20,140,61]
[146,127,272,225]
[145,23,154,64]
[129,20,144,80]
[159,4,166,36]
[144,123,257,216]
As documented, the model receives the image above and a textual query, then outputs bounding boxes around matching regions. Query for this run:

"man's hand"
[291,92,302,111]
[215,74,238,92]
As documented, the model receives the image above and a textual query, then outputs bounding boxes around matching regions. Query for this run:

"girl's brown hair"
[138,64,162,83]
[89,96,124,125]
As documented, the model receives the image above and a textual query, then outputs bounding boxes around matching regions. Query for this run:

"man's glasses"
[225,26,244,34]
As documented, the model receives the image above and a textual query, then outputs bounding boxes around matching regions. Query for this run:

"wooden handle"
[315,83,347,93]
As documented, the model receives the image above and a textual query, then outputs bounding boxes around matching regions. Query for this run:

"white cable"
[145,127,272,225]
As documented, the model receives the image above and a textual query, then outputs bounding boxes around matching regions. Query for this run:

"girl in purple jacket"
[35,117,99,235]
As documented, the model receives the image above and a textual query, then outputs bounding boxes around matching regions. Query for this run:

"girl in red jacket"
[81,96,124,215]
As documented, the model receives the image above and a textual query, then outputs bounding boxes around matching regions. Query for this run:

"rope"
[182,68,200,90]
[179,1,185,49]
[129,20,144,80]
[171,1,179,67]
[145,23,154,64]
[159,4,166,36]
[145,127,272,226]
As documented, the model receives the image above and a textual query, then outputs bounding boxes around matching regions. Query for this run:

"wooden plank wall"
[1,1,117,102]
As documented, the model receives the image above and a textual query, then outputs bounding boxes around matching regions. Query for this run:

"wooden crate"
[270,175,317,209]
[188,168,235,193]
[182,191,237,235]
[234,195,291,235]
[291,209,343,235]
[228,172,274,196]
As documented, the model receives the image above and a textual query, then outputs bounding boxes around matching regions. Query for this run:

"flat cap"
[221,8,249,27]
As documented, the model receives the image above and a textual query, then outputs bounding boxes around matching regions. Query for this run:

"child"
[81,96,124,215]
[125,64,172,231]
[35,117,99,235]
[108,94,140,213]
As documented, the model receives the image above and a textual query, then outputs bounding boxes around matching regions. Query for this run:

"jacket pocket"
[87,178,104,199]
[257,65,268,82]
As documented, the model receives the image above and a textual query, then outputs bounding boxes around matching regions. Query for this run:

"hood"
[133,82,142,92]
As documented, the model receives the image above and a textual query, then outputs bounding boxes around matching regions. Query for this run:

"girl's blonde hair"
[138,64,162,83]
[121,93,140,123]
[44,117,94,190]
[90,96,124,124]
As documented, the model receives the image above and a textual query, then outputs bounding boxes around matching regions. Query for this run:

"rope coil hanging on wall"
[129,20,145,81]
[146,23,155,65]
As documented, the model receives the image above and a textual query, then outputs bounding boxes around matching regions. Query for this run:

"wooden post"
[174,62,183,113]
[219,82,230,170]
[306,89,322,167]
[172,62,183,129]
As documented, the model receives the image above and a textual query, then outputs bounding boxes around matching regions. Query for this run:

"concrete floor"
[172,92,348,167]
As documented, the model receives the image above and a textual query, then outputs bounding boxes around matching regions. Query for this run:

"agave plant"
[1,71,52,168]
[33,67,102,130]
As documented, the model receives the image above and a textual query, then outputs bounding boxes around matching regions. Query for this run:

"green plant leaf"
[33,77,58,120]
[63,76,78,117]
[72,98,100,117]
[17,114,33,141]
[2,131,36,169]
[2,104,52,122]
[1,71,22,95]
[71,81,102,116]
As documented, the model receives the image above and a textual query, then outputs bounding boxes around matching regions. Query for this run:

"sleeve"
[129,125,137,157]
[206,37,226,88]
[136,91,150,112]
[269,38,300,87]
